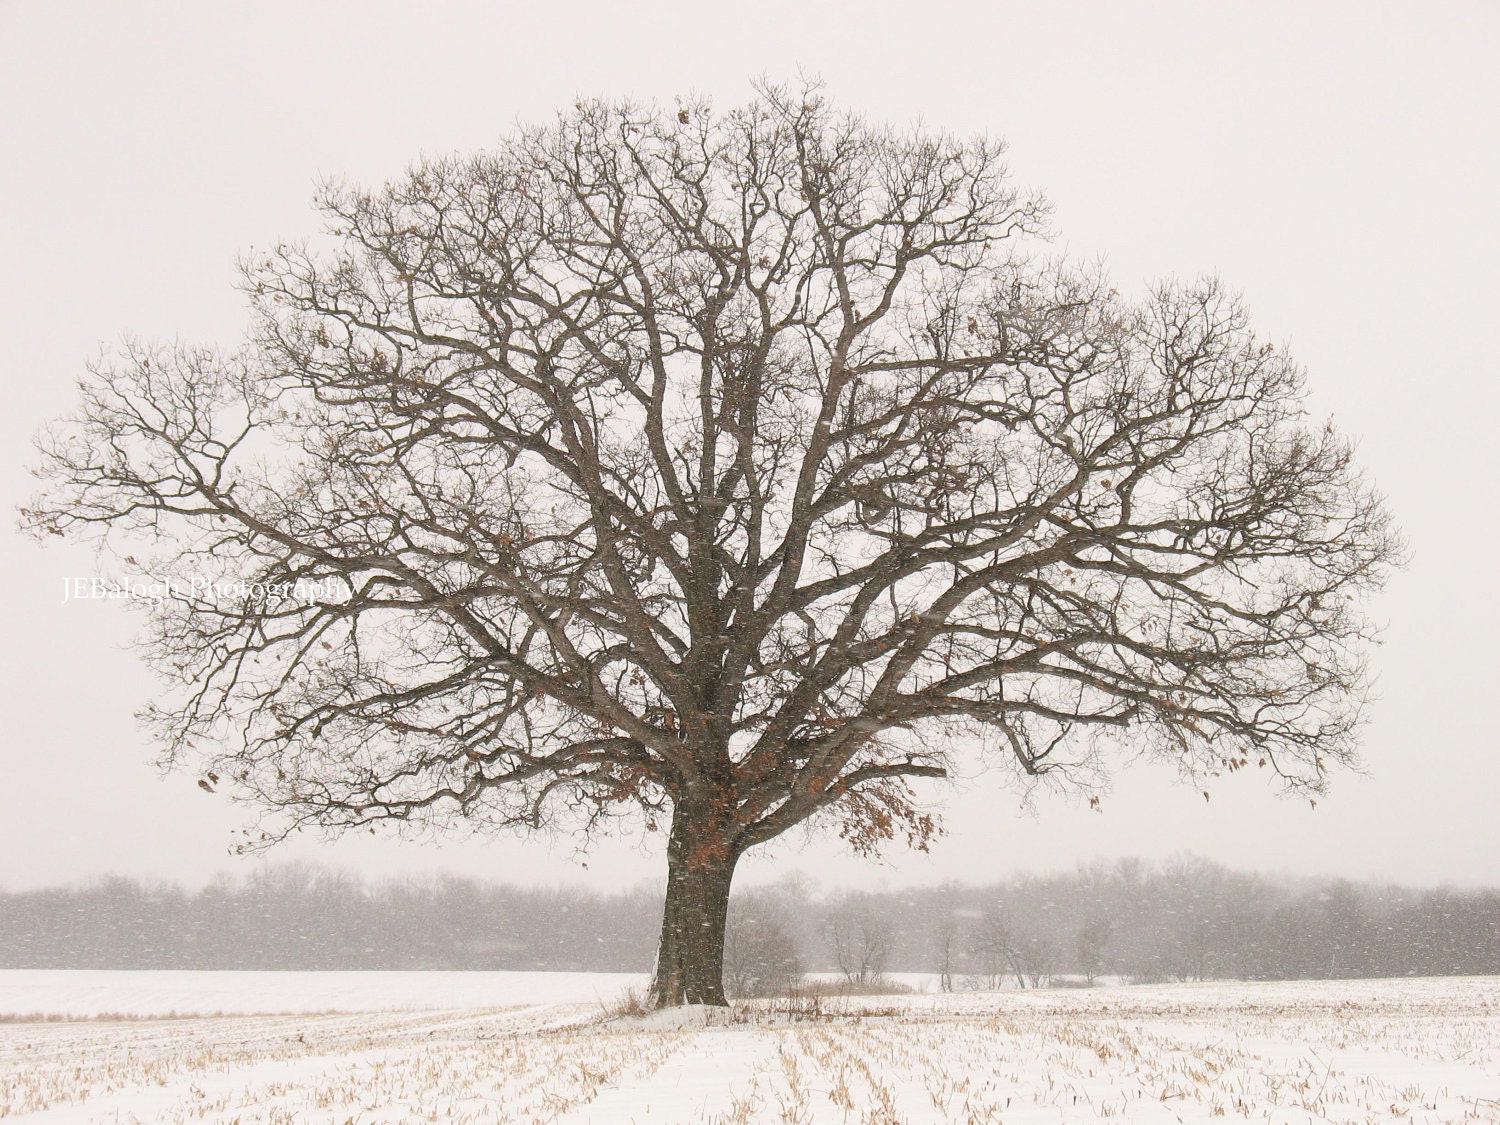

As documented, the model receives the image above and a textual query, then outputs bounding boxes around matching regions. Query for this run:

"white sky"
[1,0,1495,895]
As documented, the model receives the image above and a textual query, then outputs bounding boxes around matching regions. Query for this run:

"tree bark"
[649,800,738,1008]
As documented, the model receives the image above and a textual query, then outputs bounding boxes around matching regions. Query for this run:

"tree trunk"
[649,801,738,1008]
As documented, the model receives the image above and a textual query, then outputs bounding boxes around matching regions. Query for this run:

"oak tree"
[25,84,1398,1006]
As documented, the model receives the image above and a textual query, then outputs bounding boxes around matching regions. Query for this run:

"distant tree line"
[760,856,1500,990]
[3,857,1497,985]
[0,867,660,971]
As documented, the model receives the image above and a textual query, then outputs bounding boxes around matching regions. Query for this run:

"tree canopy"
[25,83,1398,1005]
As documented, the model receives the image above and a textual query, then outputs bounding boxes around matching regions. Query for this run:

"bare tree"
[931,892,962,993]
[23,81,1398,1007]
[1075,915,1114,985]
[1014,932,1055,989]
[724,889,802,998]
[826,895,892,986]
[968,904,1020,989]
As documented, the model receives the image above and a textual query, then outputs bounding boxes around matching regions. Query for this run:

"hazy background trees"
[6,856,1497,983]
[825,893,894,986]
[0,867,659,972]
[723,884,803,998]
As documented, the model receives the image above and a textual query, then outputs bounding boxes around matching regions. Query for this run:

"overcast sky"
[2,1,1495,895]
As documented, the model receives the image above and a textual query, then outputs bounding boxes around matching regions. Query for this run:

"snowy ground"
[3,973,1499,1123]
[0,970,648,1021]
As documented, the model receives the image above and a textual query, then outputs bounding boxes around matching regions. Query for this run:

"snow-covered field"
[0,970,648,1021]
[3,973,1499,1123]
